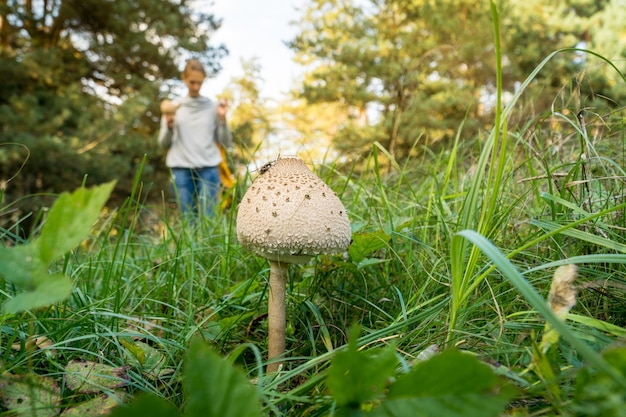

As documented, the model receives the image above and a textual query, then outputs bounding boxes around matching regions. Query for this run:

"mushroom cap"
[236,157,352,264]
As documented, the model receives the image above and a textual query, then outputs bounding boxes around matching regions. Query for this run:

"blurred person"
[158,59,232,219]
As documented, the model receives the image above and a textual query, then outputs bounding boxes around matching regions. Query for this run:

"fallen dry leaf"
[61,392,128,416]
[64,359,129,394]
[0,372,61,417]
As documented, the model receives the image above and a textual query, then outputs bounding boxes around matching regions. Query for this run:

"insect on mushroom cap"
[236,157,352,264]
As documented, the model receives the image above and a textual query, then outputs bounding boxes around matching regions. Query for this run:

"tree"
[500,0,625,111]
[221,58,273,168]
[276,97,350,163]
[0,0,227,231]
[288,0,626,164]
[289,0,497,162]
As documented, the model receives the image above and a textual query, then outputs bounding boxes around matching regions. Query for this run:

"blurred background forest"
[1,0,625,232]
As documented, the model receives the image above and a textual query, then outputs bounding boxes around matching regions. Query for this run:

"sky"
[203,0,306,101]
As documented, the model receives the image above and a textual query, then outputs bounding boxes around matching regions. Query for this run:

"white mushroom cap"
[236,157,352,264]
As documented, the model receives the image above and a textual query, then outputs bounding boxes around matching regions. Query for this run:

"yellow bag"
[217,144,235,211]
[217,144,235,188]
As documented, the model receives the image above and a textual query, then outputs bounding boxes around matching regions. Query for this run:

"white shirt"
[157,95,232,168]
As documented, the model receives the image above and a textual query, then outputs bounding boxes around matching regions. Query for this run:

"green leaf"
[38,181,115,264]
[0,244,42,288]
[0,182,115,313]
[348,230,391,263]
[374,349,515,417]
[3,273,72,313]
[327,328,398,408]
[572,346,626,417]
[389,349,496,397]
[109,393,181,417]
[184,338,263,417]
[372,394,511,417]
[121,340,170,378]
[530,339,561,403]
[120,338,146,364]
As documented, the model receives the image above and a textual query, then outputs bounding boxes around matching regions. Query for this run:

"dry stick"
[267,260,288,373]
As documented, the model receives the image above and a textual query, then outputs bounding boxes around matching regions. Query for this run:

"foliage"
[0,181,114,312]
[326,328,516,417]
[1,1,626,416]
[501,0,626,108]
[288,0,626,163]
[572,346,626,417]
[221,58,274,166]
[0,372,62,417]
[0,0,227,230]
[109,339,263,417]
[0,92,625,415]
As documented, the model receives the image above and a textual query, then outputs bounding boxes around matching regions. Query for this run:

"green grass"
[1,105,625,414]
[2,9,626,417]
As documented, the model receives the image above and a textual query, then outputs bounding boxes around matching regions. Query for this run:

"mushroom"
[236,156,352,372]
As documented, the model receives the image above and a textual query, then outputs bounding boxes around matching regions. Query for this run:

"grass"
[2,123,626,415]
[2,11,626,417]
[1,104,625,414]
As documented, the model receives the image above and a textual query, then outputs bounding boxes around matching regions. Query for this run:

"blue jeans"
[171,167,221,218]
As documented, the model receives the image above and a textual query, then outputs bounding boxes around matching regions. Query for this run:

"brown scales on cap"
[236,157,352,264]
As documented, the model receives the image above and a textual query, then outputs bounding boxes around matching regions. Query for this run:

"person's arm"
[157,115,174,148]
[216,119,233,149]
[215,100,233,149]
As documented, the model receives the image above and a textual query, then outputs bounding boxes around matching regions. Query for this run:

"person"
[157,59,232,219]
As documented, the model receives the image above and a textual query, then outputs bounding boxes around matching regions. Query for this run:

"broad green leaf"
[0,373,61,417]
[372,393,513,417]
[121,340,170,378]
[109,393,181,417]
[0,182,115,313]
[573,346,626,417]
[38,181,115,264]
[64,359,129,394]
[0,243,42,288]
[184,338,263,417]
[356,258,391,269]
[120,338,146,364]
[377,349,515,417]
[348,230,391,263]
[3,273,72,313]
[389,349,497,397]
[327,330,398,408]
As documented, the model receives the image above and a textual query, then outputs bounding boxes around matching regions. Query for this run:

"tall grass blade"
[455,229,626,389]
[448,0,626,338]
[449,0,508,338]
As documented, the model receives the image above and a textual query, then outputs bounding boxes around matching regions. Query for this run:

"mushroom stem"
[267,260,288,373]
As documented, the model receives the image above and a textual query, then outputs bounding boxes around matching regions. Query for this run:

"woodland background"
[1,0,625,227]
